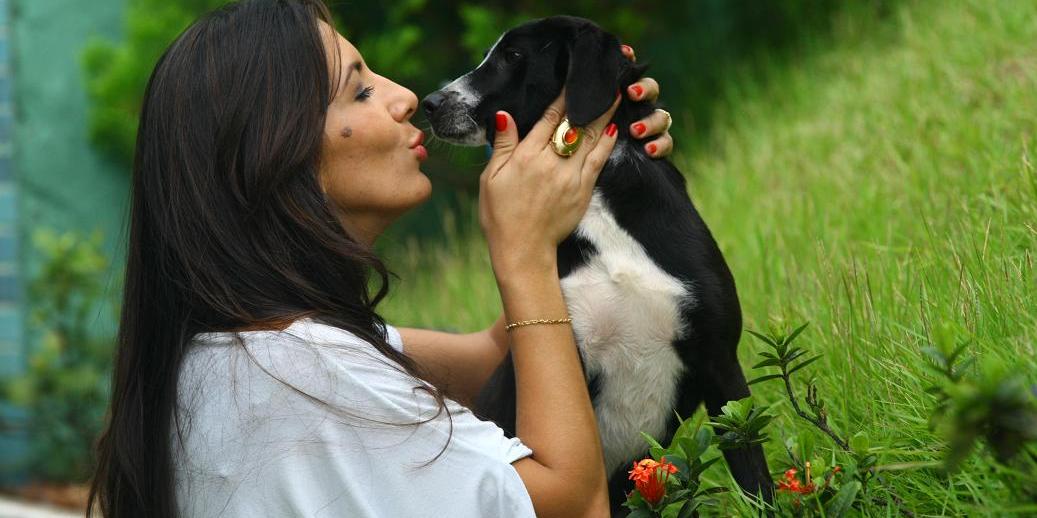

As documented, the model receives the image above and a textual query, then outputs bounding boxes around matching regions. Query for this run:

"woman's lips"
[409,130,427,161]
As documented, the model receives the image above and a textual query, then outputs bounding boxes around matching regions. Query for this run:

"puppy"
[422,15,772,515]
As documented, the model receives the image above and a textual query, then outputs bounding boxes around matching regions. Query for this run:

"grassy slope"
[381,0,1037,513]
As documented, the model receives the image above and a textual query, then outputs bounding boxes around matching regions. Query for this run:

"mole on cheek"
[340,126,353,138]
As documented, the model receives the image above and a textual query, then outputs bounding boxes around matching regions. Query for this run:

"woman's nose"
[394,86,419,122]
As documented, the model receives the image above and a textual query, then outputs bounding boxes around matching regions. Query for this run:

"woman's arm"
[480,93,620,518]
[396,315,506,407]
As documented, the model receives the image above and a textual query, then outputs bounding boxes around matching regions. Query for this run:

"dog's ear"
[564,25,623,127]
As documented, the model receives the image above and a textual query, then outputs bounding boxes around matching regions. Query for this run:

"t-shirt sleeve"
[380,323,529,463]
[248,323,534,466]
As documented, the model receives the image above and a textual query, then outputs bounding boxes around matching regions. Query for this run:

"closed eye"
[356,85,374,101]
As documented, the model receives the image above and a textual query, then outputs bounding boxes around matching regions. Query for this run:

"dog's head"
[422,16,647,146]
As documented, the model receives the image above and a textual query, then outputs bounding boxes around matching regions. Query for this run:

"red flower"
[776,464,817,495]
[628,457,679,506]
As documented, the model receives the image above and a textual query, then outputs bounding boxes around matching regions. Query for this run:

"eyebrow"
[341,60,362,90]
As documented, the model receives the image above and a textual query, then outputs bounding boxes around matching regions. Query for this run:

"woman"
[87,0,675,516]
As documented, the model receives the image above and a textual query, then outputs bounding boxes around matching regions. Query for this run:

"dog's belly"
[560,192,693,475]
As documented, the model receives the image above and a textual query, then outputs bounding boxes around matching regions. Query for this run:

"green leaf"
[695,427,714,455]
[748,414,773,434]
[849,431,870,452]
[785,322,810,345]
[748,374,784,386]
[745,329,777,347]
[676,499,698,518]
[641,431,665,451]
[651,446,666,460]
[678,437,699,460]
[691,456,721,476]
[693,486,730,497]
[752,358,784,369]
[947,341,970,365]
[628,508,655,518]
[785,347,807,362]
[787,355,823,376]
[666,488,694,502]
[825,480,861,517]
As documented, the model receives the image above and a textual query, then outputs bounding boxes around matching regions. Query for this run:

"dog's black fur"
[422,16,772,515]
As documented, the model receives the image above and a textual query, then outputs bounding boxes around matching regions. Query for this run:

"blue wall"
[1,0,126,485]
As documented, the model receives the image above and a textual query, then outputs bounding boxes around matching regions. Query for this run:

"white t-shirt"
[172,317,536,517]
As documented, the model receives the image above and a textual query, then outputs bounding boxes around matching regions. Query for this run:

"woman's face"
[317,21,431,243]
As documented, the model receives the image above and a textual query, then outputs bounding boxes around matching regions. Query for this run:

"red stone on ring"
[563,127,579,145]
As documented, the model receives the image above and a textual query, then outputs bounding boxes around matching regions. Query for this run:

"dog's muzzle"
[421,86,488,146]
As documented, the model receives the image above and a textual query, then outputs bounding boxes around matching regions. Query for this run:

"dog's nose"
[422,91,446,116]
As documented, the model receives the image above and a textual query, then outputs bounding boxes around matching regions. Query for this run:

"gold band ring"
[551,117,582,157]
[658,109,672,133]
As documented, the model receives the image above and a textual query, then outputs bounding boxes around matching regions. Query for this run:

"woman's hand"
[479,91,621,278]
[620,44,674,159]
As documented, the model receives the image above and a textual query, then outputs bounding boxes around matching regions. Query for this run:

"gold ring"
[658,109,672,133]
[551,117,582,157]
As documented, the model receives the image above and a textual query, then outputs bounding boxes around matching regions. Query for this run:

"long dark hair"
[87,1,453,516]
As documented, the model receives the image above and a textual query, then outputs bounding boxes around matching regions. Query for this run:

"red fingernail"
[495,112,507,131]
[633,122,646,136]
[606,123,617,137]
[629,84,644,99]
[621,44,633,55]
[646,143,657,155]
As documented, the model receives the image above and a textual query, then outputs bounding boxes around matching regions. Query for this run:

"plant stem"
[781,367,850,451]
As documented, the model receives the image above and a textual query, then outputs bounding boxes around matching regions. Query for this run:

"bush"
[0,229,116,482]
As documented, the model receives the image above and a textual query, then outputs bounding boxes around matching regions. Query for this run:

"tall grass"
[380,0,1037,513]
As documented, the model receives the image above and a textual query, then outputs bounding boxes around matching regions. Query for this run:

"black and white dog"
[422,16,772,514]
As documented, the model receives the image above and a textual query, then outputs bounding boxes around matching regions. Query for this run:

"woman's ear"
[564,26,624,127]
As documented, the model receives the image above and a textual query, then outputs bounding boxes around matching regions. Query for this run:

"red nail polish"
[629,84,644,99]
[646,143,657,155]
[606,123,617,137]
[495,112,507,131]
[633,122,646,136]
[621,44,633,55]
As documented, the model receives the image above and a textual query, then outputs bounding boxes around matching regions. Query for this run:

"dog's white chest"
[560,193,693,475]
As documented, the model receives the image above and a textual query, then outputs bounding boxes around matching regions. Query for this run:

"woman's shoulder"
[179,317,414,422]
[190,316,404,353]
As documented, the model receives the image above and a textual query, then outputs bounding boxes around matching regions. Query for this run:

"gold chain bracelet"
[505,317,573,332]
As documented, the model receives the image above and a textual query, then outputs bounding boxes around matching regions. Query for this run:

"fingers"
[630,108,672,140]
[627,77,659,102]
[484,111,519,177]
[525,91,567,150]
[643,133,673,158]
[620,44,636,62]
[571,93,622,163]
[580,121,618,192]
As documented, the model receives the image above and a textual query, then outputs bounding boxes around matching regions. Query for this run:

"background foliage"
[1,230,116,482]
[81,0,862,236]
[38,0,1037,513]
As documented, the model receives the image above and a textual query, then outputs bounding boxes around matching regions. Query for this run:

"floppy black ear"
[564,25,623,127]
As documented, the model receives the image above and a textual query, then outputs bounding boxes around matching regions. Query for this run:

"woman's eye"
[356,85,374,101]
[504,50,522,64]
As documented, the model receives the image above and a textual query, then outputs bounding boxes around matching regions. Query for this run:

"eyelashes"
[356,85,374,101]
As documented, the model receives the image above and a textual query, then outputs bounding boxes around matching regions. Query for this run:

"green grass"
[380,0,1037,514]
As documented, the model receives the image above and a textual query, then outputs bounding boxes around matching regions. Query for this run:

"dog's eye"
[504,50,523,64]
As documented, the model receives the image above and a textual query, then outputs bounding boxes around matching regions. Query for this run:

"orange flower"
[627,457,679,506]
[777,464,816,495]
